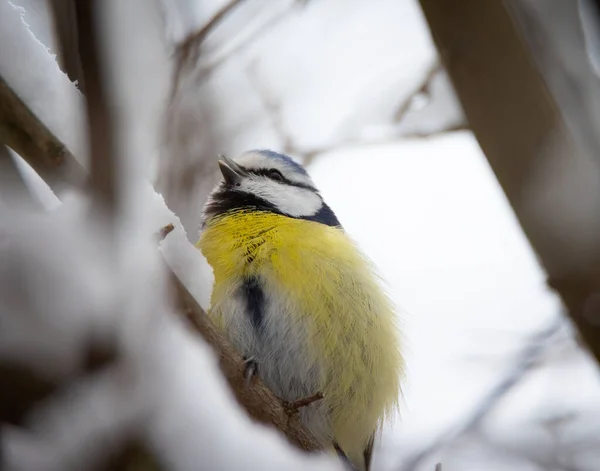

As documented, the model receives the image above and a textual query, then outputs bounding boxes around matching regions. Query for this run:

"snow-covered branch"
[0,75,85,193]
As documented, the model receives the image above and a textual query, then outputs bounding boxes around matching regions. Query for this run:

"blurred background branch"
[393,60,442,124]
[175,0,246,78]
[404,314,566,471]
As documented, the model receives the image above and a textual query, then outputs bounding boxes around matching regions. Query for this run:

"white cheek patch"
[239,177,322,217]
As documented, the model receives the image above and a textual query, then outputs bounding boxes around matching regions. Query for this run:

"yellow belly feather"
[197,210,403,463]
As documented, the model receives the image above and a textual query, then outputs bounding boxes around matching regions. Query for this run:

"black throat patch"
[204,185,343,228]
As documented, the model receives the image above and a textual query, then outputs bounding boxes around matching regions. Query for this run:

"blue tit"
[197,150,404,471]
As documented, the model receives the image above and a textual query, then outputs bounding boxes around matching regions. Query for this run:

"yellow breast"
[197,210,403,460]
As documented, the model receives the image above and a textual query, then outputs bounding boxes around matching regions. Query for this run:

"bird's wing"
[364,434,375,471]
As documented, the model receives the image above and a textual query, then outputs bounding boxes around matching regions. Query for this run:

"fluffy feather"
[198,209,403,470]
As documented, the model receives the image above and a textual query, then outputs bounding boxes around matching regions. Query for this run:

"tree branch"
[0,74,86,193]
[49,0,85,91]
[403,314,565,471]
[246,60,295,155]
[175,1,307,88]
[72,0,119,218]
[176,0,247,65]
[393,60,443,123]
[247,57,468,168]
[170,271,321,451]
[418,0,600,365]
[172,0,247,94]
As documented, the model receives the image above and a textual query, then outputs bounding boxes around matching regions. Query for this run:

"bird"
[196,149,404,471]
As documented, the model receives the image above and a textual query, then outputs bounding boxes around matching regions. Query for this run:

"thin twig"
[172,0,247,95]
[283,392,324,415]
[176,0,246,63]
[301,126,470,167]
[403,314,566,471]
[246,57,467,168]
[393,61,442,123]
[246,60,295,154]
[398,124,468,140]
[187,1,307,85]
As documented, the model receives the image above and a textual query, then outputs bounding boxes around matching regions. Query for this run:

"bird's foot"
[282,391,324,416]
[242,356,258,388]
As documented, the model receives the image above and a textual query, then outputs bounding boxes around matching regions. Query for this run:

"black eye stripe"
[245,167,317,191]
[266,169,284,180]
[249,168,283,179]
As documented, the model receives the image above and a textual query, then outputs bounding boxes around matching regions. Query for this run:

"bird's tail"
[334,436,375,471]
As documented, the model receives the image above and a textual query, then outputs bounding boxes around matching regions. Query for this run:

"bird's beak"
[218,155,247,185]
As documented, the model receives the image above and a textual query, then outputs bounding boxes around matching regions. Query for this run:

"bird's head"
[202,150,341,228]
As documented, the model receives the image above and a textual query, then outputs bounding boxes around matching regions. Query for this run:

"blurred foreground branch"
[72,0,119,218]
[0,74,86,193]
[1,7,321,459]
[49,0,85,90]
[418,0,600,364]
[0,144,40,209]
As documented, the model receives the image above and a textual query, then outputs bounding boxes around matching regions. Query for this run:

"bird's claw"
[242,356,258,388]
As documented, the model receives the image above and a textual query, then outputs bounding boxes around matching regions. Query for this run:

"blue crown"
[252,149,309,177]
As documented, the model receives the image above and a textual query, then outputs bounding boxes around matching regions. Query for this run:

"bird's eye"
[267,169,284,182]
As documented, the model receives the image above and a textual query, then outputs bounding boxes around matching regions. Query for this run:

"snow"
[3,0,600,470]
[0,200,117,379]
[9,149,61,211]
[0,1,87,168]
